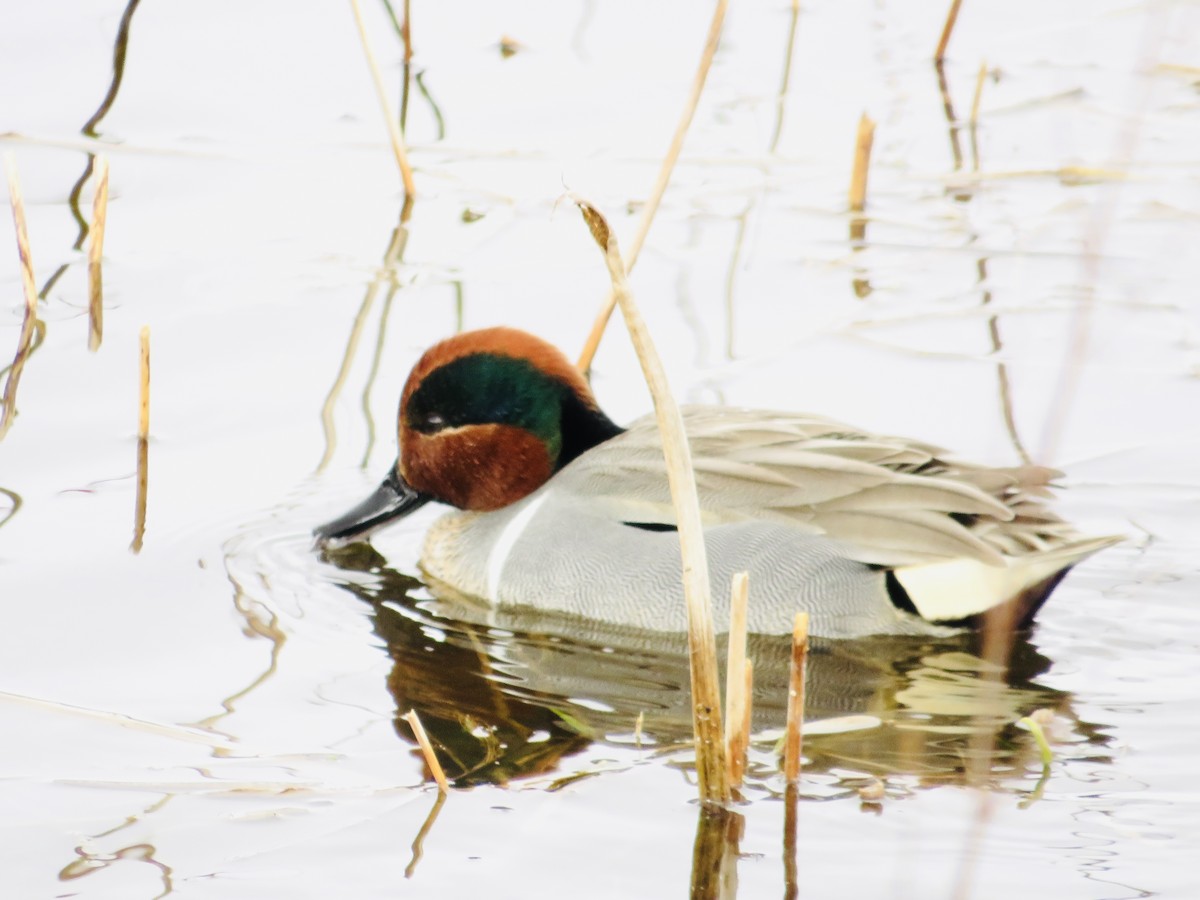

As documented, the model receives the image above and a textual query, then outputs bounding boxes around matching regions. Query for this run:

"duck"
[316,326,1119,638]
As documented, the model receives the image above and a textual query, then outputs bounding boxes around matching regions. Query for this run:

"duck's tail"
[891,534,1123,629]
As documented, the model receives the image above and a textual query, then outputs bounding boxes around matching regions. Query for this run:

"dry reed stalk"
[1,156,40,441]
[934,0,964,63]
[724,572,750,788]
[722,210,749,358]
[1018,712,1055,768]
[848,113,876,214]
[88,156,110,352]
[782,611,809,783]
[576,0,730,373]
[740,660,752,774]
[769,0,802,155]
[402,709,449,793]
[402,0,412,65]
[576,198,729,805]
[980,261,1034,465]
[969,61,987,127]
[131,326,150,553]
[349,0,416,197]
[137,326,150,439]
[0,687,236,751]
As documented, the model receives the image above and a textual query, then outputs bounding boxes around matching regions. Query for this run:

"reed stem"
[577,0,729,373]
[576,199,729,805]
[969,61,987,127]
[1,156,40,441]
[131,326,150,553]
[849,113,876,214]
[783,611,809,784]
[349,0,416,198]
[724,572,750,788]
[88,156,110,352]
[934,0,964,63]
[403,709,449,793]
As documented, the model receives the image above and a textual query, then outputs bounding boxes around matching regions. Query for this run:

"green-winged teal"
[316,327,1118,637]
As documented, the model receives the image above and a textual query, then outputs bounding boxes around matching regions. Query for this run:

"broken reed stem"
[1018,714,1055,768]
[0,687,237,752]
[1,156,40,441]
[576,199,729,805]
[768,0,802,155]
[88,156,110,352]
[576,0,730,373]
[783,611,809,784]
[934,0,964,63]
[349,0,416,198]
[403,709,449,793]
[402,0,413,65]
[848,113,876,214]
[724,572,751,789]
[137,326,150,439]
[969,61,987,127]
[740,660,752,777]
[131,326,150,553]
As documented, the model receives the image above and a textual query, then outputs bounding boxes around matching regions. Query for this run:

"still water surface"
[2,1,1198,897]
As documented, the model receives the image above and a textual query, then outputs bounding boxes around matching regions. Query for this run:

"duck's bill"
[314,465,431,548]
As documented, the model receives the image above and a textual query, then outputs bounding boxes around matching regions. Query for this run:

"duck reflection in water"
[322,542,1109,790]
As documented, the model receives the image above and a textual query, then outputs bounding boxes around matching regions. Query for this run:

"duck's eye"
[413,412,447,434]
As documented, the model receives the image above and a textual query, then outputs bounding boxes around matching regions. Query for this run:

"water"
[2,1,1198,897]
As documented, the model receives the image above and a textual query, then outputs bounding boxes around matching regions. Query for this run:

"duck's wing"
[558,407,1078,568]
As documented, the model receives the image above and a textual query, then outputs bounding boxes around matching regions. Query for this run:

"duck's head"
[315,327,623,546]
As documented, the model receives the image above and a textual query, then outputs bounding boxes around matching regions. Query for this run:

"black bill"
[314,464,431,547]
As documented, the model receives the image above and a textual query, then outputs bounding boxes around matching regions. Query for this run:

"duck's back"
[559,407,1072,566]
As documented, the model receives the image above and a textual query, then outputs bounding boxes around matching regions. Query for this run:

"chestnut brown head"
[316,327,622,545]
